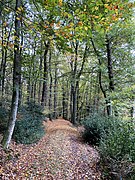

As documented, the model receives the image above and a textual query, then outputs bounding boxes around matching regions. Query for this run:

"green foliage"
[100,120,135,162]
[98,119,135,179]
[0,106,9,133]
[82,114,135,178]
[81,113,112,145]
[13,101,45,144]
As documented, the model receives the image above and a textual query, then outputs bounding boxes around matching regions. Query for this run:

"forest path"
[1,119,101,179]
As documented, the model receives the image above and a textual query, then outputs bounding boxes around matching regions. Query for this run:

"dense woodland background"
[0,0,135,179]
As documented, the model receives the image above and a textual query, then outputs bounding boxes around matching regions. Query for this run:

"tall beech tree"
[1,0,22,149]
[41,41,50,106]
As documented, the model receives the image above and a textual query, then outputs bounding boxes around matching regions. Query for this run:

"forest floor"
[0,118,101,179]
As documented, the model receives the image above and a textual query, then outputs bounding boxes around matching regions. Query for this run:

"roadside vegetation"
[82,113,135,179]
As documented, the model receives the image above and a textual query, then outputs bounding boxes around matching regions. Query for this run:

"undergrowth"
[81,113,135,179]
[13,101,45,144]
[0,106,9,133]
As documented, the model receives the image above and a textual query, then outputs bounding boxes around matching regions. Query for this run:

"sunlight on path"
[0,119,101,179]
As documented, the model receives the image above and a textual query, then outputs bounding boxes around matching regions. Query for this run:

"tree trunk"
[41,41,49,106]
[38,40,43,103]
[91,38,112,116]
[106,36,115,115]
[18,18,23,107]
[62,83,66,119]
[1,0,22,149]
[1,23,5,96]
[27,71,31,103]
[106,37,114,92]
[1,19,13,98]
[53,61,58,119]
[131,99,135,121]
[70,42,78,124]
[48,50,52,120]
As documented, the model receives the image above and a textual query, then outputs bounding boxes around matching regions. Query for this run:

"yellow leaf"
[84,26,88,31]
[16,17,20,21]
[17,7,22,11]
[0,167,3,173]
[59,0,62,6]
[104,4,108,8]
[78,21,83,26]
[4,8,9,12]
[3,22,7,27]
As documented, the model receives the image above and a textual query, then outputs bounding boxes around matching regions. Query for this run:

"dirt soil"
[0,118,101,179]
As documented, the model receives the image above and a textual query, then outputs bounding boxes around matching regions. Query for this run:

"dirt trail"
[0,119,101,180]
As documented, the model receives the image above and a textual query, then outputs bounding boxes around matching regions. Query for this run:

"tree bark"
[91,38,112,116]
[53,61,58,119]
[70,43,88,124]
[38,40,43,103]
[18,18,23,107]
[106,36,115,115]
[106,36,114,92]
[41,41,49,106]
[1,0,22,149]
[1,19,13,97]
[48,50,52,120]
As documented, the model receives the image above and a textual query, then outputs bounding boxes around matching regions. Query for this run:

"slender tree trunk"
[41,41,49,106]
[70,43,88,124]
[131,99,135,121]
[76,82,79,122]
[91,38,111,116]
[70,83,73,121]
[33,82,36,102]
[98,69,111,116]
[1,20,13,97]
[27,70,31,103]
[66,79,70,120]
[48,50,52,120]
[53,61,58,119]
[70,42,78,124]
[106,36,115,115]
[27,49,31,102]
[18,18,23,106]
[38,40,43,103]
[1,0,22,149]
[106,37,114,92]
[31,42,36,101]
[71,86,77,124]
[62,83,66,119]
[0,18,5,95]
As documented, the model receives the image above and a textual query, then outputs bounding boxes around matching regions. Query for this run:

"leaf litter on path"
[0,118,101,179]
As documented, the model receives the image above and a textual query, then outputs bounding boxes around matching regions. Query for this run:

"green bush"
[13,101,45,144]
[99,120,135,179]
[81,114,113,145]
[0,106,9,133]
[100,121,135,161]
[82,113,135,179]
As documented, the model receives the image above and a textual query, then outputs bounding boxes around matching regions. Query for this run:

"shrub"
[81,113,113,145]
[13,101,45,144]
[0,106,9,133]
[82,113,135,179]
[100,121,135,161]
[99,120,135,179]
